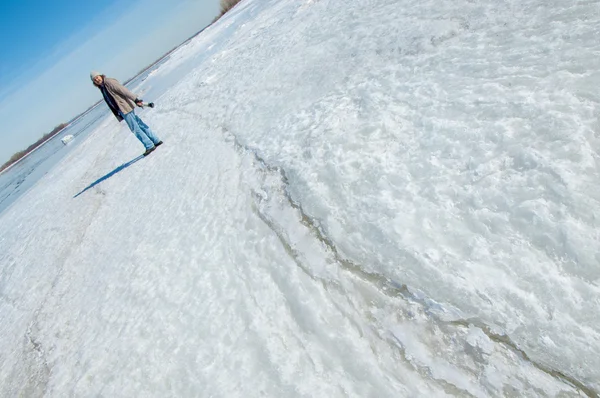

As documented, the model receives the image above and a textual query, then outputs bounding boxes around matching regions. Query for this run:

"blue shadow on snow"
[73,155,144,198]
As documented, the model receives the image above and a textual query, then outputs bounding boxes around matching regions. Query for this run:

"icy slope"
[0,0,599,396]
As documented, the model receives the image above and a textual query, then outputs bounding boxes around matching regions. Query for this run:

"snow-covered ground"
[1,0,599,396]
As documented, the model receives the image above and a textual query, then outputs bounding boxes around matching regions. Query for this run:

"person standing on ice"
[90,71,162,156]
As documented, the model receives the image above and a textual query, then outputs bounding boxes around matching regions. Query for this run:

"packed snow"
[1,0,599,396]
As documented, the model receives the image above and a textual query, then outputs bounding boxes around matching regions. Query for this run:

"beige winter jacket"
[101,77,139,121]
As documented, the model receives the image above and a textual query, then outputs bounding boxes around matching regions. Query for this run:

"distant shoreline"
[0,99,104,175]
[0,123,68,174]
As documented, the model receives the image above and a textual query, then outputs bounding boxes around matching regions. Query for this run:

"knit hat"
[90,71,102,81]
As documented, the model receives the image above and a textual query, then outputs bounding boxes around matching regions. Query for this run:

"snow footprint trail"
[222,127,590,397]
[0,122,136,397]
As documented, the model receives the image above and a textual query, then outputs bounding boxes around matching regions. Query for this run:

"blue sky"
[0,0,220,164]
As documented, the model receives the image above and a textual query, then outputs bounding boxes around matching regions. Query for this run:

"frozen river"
[1,0,599,396]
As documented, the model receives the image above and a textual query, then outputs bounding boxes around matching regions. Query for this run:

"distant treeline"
[214,0,243,21]
[0,123,68,173]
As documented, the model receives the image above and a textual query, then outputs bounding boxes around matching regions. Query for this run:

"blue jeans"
[121,111,161,150]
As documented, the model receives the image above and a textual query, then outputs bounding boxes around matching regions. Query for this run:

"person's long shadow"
[73,155,144,198]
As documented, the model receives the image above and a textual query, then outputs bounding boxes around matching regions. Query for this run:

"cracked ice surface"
[0,0,599,396]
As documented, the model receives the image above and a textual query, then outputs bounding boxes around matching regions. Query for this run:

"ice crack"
[221,126,597,397]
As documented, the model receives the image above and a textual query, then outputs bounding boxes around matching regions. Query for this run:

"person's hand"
[134,98,144,107]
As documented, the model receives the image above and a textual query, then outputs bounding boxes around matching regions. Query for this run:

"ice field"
[0,0,599,396]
